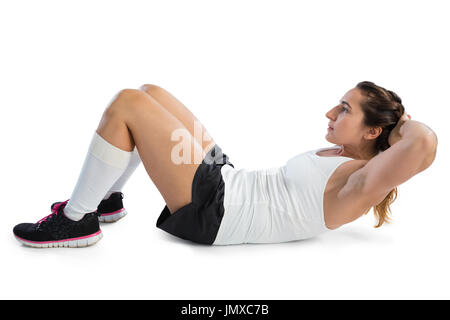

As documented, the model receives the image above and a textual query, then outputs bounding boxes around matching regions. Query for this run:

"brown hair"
[355,81,404,228]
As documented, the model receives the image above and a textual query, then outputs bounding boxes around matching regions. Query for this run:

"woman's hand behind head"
[388,111,411,147]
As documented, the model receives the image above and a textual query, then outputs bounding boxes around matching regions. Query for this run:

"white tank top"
[212,146,354,245]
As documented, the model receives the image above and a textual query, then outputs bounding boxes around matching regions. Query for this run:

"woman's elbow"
[421,132,438,170]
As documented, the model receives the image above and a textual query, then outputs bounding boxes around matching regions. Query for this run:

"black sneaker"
[50,192,127,223]
[13,200,102,248]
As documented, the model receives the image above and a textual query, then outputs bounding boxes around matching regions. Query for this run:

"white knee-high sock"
[102,146,141,200]
[63,132,132,221]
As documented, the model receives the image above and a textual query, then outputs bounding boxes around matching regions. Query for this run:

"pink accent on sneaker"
[14,230,102,244]
[99,208,125,216]
[37,199,70,224]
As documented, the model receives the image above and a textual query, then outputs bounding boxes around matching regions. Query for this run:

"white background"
[1,0,448,299]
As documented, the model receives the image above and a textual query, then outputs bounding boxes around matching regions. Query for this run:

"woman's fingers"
[400,112,410,122]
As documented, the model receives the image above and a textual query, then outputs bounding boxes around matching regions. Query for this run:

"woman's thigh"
[138,84,216,152]
[114,89,213,214]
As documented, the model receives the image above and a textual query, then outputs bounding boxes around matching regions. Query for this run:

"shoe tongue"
[36,200,68,226]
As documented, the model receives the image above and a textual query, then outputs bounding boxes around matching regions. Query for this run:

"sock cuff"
[89,132,132,169]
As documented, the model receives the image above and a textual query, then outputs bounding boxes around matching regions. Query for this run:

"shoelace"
[36,199,70,227]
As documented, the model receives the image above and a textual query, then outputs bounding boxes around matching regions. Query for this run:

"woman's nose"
[326,109,335,119]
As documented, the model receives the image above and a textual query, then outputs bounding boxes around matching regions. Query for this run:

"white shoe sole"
[15,230,103,248]
[98,208,127,223]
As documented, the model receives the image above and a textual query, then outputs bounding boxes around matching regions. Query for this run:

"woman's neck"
[336,144,378,160]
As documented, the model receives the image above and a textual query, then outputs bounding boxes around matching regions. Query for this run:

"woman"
[13,81,438,247]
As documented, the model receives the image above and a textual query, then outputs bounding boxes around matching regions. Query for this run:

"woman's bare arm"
[362,120,437,203]
[338,119,438,207]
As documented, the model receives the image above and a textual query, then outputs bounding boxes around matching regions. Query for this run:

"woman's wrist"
[388,113,410,146]
[388,110,436,147]
[399,120,437,144]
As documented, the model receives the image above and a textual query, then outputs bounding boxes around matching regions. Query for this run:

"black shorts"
[156,144,234,245]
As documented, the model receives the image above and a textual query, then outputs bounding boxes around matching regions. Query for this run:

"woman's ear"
[365,126,383,140]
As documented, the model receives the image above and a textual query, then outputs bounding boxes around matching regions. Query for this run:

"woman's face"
[325,87,368,145]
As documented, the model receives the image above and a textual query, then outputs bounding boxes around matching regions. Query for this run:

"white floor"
[2,163,449,299]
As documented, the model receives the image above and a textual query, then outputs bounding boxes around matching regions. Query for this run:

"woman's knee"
[106,88,150,116]
[117,88,149,104]
[139,83,162,94]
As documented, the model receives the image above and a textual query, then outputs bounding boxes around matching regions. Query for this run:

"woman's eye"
[341,106,348,112]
